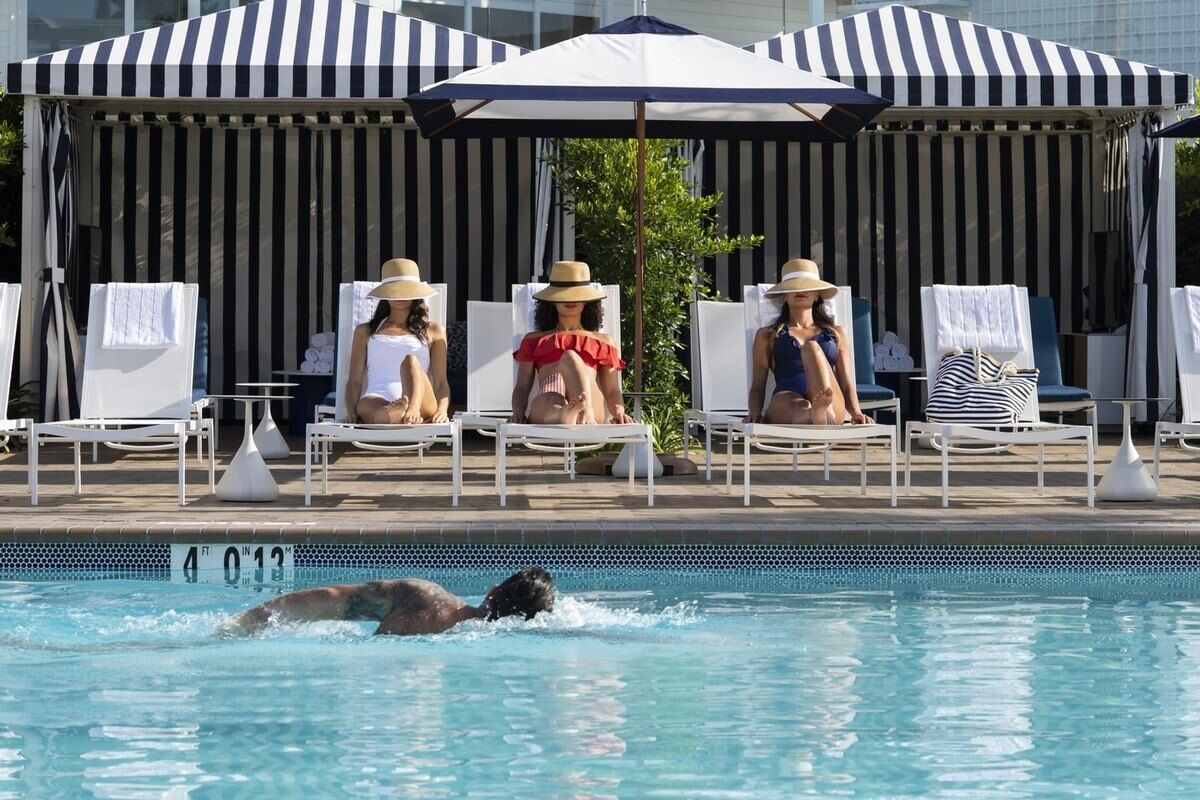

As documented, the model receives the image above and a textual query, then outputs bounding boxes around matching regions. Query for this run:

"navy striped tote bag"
[925,347,1039,426]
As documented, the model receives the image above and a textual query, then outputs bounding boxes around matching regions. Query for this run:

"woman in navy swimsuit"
[746,259,874,426]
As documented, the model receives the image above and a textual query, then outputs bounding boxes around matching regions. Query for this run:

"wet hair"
[533,299,603,334]
[483,567,555,621]
[766,295,838,370]
[367,298,429,344]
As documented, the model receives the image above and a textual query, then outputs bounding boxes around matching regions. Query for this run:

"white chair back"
[1170,288,1200,424]
[466,301,515,415]
[0,284,19,421]
[741,285,855,402]
[333,283,447,422]
[690,300,747,414]
[81,283,198,420]
[920,285,1040,423]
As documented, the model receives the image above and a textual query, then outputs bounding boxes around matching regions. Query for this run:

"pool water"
[3,569,1200,798]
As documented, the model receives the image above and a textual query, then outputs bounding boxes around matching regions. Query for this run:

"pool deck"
[1,430,1198,545]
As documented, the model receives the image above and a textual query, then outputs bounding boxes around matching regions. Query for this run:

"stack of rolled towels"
[300,331,336,374]
[874,331,915,371]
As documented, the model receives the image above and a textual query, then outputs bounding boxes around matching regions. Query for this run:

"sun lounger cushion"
[856,383,896,402]
[1028,297,1091,404]
[1036,384,1092,402]
[323,390,336,405]
[193,297,208,400]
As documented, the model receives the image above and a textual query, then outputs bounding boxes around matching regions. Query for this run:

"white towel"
[874,343,890,359]
[881,331,900,346]
[319,345,335,362]
[315,359,333,373]
[897,354,915,370]
[352,281,380,328]
[102,282,184,349]
[300,360,316,374]
[310,331,335,349]
[523,282,603,333]
[305,347,319,363]
[891,343,908,358]
[1187,286,1200,354]
[933,284,1023,352]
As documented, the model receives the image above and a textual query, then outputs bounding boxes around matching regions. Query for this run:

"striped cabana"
[7,0,541,407]
[707,3,1190,418]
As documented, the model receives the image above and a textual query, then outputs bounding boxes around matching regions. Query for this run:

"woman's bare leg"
[800,340,845,425]
[765,391,815,425]
[357,396,403,424]
[398,354,438,422]
[528,351,600,424]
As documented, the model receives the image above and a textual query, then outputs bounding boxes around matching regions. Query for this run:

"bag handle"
[952,345,1019,387]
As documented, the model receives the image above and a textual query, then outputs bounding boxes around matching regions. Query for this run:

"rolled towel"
[891,343,907,358]
[319,345,335,362]
[310,331,335,349]
[300,360,316,374]
[874,343,890,359]
[881,331,900,346]
[305,347,319,363]
[897,355,915,370]
[315,359,333,374]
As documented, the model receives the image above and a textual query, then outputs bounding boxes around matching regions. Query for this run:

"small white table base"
[216,398,280,502]
[251,403,290,460]
[1096,400,1158,502]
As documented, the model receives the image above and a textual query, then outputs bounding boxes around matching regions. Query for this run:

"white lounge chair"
[725,284,897,507]
[29,283,215,505]
[304,282,461,506]
[904,285,1094,507]
[0,284,30,450]
[494,282,653,507]
[1154,287,1200,482]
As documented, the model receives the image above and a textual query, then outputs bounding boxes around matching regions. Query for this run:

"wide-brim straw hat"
[532,261,607,303]
[764,258,838,300]
[367,258,438,300]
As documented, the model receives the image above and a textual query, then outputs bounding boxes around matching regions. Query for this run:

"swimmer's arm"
[228,583,393,634]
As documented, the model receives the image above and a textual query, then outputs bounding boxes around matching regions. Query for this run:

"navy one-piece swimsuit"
[772,329,839,397]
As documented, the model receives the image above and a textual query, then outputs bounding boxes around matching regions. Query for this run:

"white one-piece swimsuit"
[361,332,430,402]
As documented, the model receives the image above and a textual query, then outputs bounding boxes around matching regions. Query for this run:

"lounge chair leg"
[904,429,913,496]
[726,428,734,493]
[207,422,216,492]
[793,447,799,473]
[322,438,329,495]
[304,432,312,506]
[452,424,461,507]
[1154,423,1163,485]
[890,434,897,507]
[704,424,712,481]
[646,428,654,507]
[498,430,507,507]
[860,443,867,495]
[178,431,187,506]
[493,428,501,494]
[1087,432,1095,507]
[743,432,751,507]
[628,440,635,496]
[29,429,38,505]
[1037,444,1045,496]
[73,442,82,495]
[941,431,950,508]
[822,447,830,480]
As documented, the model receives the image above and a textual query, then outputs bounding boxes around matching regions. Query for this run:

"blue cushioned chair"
[1028,296,1096,431]
[851,297,900,426]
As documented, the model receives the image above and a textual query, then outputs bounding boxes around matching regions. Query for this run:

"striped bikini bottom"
[536,372,568,398]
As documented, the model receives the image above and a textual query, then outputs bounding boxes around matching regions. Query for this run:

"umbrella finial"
[638,0,647,15]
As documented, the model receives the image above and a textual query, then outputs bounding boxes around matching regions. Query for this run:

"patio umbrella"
[405,14,890,402]
[1149,115,1200,137]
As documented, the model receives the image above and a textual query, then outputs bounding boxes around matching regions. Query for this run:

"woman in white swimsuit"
[343,258,450,425]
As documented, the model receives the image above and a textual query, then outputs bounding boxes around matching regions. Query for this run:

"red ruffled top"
[514,332,626,371]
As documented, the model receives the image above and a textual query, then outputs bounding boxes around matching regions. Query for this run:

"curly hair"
[367,298,429,344]
[766,296,838,370]
[533,299,604,333]
[482,567,555,621]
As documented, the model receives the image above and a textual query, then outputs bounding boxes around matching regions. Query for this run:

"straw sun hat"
[764,258,838,300]
[532,261,607,303]
[367,258,439,300]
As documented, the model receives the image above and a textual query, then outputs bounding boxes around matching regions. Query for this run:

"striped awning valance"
[748,4,1191,110]
[6,0,524,100]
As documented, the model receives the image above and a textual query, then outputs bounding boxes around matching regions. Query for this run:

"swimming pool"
[3,567,1200,797]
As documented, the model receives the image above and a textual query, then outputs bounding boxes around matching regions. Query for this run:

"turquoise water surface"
[3,568,1200,798]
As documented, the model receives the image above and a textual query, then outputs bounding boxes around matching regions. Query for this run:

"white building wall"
[0,0,19,88]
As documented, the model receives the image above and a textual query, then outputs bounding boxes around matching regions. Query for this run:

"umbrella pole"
[634,100,645,417]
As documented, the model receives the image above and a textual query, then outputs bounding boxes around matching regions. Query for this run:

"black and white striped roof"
[7,0,524,100]
[748,4,1191,109]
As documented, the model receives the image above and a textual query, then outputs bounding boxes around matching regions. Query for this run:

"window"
[135,0,189,31]
[27,0,127,57]
[539,10,596,47]
[402,0,466,30]
[472,7,534,50]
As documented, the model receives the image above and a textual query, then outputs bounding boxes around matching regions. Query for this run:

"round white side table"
[237,382,298,460]
[1095,397,1167,502]
[210,395,291,502]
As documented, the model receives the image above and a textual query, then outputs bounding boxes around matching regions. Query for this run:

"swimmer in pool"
[226,567,555,637]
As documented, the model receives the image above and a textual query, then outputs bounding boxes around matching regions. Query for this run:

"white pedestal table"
[1094,397,1168,502]
[209,394,292,502]
[236,382,298,459]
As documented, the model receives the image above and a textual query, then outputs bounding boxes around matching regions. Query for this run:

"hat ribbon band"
[380,275,421,284]
[780,270,819,283]
[548,279,592,287]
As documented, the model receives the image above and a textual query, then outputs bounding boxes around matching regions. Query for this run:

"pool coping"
[4,524,1200,546]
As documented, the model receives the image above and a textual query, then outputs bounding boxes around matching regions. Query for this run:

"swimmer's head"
[482,567,555,621]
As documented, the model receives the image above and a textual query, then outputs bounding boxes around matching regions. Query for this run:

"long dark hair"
[766,296,838,368]
[533,299,603,333]
[367,298,429,344]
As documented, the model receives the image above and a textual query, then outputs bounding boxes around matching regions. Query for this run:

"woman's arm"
[509,340,536,423]
[599,365,635,423]
[426,323,451,423]
[834,325,872,424]
[746,329,771,423]
[342,324,371,423]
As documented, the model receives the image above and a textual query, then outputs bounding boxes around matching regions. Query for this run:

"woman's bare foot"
[810,387,837,425]
[564,393,594,425]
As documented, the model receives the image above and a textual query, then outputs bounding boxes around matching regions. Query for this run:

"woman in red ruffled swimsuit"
[509,261,635,426]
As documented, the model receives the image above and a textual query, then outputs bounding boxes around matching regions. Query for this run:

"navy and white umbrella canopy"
[1150,116,1200,138]
[405,15,891,141]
